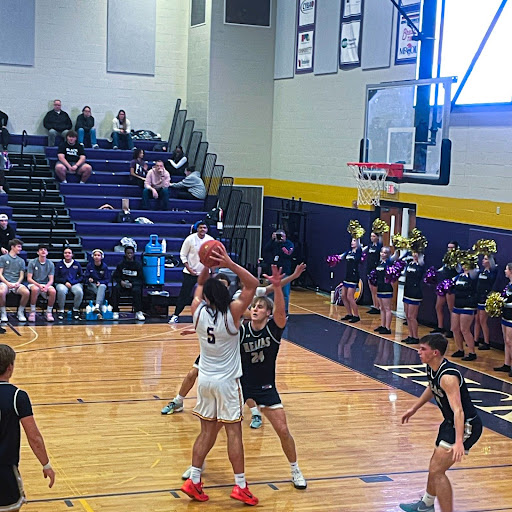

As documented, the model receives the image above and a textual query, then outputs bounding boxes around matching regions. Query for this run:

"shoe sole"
[161,407,184,415]
[230,494,258,506]
[181,487,209,502]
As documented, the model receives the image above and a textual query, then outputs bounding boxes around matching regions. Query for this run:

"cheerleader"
[402,250,426,344]
[374,246,394,335]
[431,241,459,337]
[365,219,388,315]
[451,252,479,361]
[474,253,497,350]
[494,263,512,376]
[340,238,363,323]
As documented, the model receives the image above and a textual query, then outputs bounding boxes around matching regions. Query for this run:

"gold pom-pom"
[371,219,389,235]
[485,292,505,317]
[347,220,365,239]
[472,239,497,256]
[457,250,479,269]
[392,234,410,250]
[409,228,428,253]
[443,249,460,269]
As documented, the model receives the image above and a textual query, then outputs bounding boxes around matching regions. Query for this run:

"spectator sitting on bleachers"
[55,130,92,184]
[112,110,134,150]
[111,246,145,321]
[169,166,206,200]
[85,249,111,314]
[0,239,29,323]
[0,109,9,151]
[75,106,99,149]
[44,99,72,146]
[142,160,170,211]
[27,243,56,323]
[165,145,187,177]
[55,247,84,321]
[130,148,148,188]
[0,214,16,255]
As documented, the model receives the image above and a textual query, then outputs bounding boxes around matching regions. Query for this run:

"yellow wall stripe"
[234,178,512,230]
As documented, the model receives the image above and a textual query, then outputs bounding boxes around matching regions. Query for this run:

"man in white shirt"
[169,221,213,323]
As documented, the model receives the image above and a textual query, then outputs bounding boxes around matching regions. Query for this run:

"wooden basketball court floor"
[5,289,512,512]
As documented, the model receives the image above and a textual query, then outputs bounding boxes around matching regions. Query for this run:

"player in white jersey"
[181,244,259,506]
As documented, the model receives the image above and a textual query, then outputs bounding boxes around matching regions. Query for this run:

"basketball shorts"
[436,417,482,454]
[192,355,200,369]
[193,377,243,423]
[0,465,26,509]
[241,381,283,409]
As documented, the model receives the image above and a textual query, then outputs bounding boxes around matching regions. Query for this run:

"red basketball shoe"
[230,484,259,505]
[181,478,209,502]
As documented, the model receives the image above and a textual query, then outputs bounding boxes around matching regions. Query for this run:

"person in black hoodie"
[43,99,72,146]
[0,110,9,150]
[111,246,145,321]
[0,214,15,255]
[75,106,99,148]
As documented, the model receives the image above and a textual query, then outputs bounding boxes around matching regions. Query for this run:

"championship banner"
[340,20,360,66]
[298,0,316,27]
[395,7,420,64]
[296,30,314,73]
[343,0,362,18]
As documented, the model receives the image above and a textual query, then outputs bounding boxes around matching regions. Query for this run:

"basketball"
[199,240,225,267]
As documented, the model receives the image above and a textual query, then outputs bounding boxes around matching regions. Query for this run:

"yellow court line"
[113,476,137,487]
[13,327,39,348]
[151,458,160,468]
[79,498,96,512]
[157,442,162,451]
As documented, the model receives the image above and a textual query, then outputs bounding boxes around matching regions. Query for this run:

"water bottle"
[67,310,73,320]
[162,238,167,254]
[101,301,107,314]
[217,207,223,231]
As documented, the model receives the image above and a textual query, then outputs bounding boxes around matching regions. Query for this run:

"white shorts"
[27,284,52,298]
[0,284,27,294]
[193,378,244,423]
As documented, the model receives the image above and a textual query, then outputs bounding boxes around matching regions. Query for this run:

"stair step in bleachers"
[68,208,205,224]
[63,195,203,211]
[80,236,183,252]
[48,159,131,172]
[75,222,192,238]
[44,146,171,163]
[15,220,73,230]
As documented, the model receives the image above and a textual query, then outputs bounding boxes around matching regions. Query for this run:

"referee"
[0,344,55,510]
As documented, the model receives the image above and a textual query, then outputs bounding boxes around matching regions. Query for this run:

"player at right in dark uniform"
[399,334,482,512]
[240,264,307,490]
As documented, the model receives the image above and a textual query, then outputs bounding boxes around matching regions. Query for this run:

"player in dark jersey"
[400,334,482,512]
[474,254,497,350]
[494,262,512,376]
[240,264,307,490]
[339,238,363,323]
[0,344,55,510]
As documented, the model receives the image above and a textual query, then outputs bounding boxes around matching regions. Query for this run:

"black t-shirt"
[58,141,85,165]
[130,158,147,178]
[0,382,33,466]
[240,318,284,387]
[427,359,479,424]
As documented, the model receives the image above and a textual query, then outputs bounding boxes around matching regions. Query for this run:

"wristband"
[43,462,52,470]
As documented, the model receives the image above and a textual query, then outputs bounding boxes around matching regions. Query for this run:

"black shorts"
[0,465,25,508]
[241,381,282,408]
[435,417,482,453]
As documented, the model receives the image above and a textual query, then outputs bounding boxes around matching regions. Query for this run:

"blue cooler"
[143,235,165,285]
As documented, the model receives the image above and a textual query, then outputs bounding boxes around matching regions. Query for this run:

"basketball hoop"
[347,162,404,206]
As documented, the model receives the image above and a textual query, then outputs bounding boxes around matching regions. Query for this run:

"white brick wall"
[2,0,188,138]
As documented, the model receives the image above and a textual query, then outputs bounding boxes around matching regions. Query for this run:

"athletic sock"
[234,473,246,489]
[17,306,24,313]
[422,492,435,507]
[0,307,5,314]
[47,306,53,313]
[250,406,259,416]
[190,466,202,484]
[30,305,36,312]
[175,394,184,402]
[290,461,299,471]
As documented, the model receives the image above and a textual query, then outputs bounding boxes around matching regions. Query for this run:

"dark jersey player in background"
[0,344,55,510]
[240,264,307,490]
[399,334,482,512]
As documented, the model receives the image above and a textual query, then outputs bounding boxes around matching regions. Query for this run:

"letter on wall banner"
[395,7,420,65]
[296,30,314,73]
[298,0,316,27]
[340,21,361,66]
[343,0,362,18]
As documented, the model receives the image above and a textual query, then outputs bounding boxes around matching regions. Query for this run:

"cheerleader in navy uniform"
[494,263,512,376]
[402,238,427,345]
[431,241,459,338]
[364,219,388,315]
[474,249,498,350]
[374,246,394,335]
[450,251,479,361]
[340,238,363,323]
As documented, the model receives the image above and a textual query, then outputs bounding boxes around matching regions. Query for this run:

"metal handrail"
[36,180,47,218]
[20,130,28,167]
[48,208,58,247]
[27,154,37,192]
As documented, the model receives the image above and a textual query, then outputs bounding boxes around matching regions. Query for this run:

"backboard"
[362,77,457,185]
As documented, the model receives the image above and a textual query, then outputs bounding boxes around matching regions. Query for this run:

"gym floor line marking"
[78,498,96,512]
[13,326,38,347]
[28,463,512,503]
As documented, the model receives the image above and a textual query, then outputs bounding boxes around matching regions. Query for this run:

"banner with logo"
[339,21,360,66]
[395,6,420,65]
[296,29,314,73]
[343,0,362,18]
[298,0,316,27]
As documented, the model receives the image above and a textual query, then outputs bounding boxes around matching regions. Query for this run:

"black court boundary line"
[27,463,512,505]
[7,322,22,336]
[29,388,390,408]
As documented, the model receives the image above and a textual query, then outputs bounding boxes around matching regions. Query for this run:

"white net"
[348,163,390,206]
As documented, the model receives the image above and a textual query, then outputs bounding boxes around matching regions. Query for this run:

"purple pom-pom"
[436,278,454,297]
[367,269,377,286]
[360,251,367,263]
[423,266,437,285]
[385,260,406,283]
[326,254,342,267]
